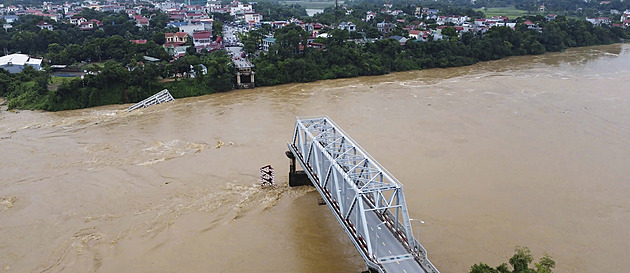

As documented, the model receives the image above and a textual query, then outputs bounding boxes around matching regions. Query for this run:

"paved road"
[364,208,427,273]
[223,25,252,69]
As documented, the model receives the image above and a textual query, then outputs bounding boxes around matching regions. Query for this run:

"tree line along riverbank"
[2,15,629,111]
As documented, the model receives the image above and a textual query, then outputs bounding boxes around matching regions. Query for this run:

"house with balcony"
[262,37,275,52]
[165,32,189,44]
[192,31,212,46]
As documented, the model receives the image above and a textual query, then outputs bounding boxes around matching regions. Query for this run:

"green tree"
[469,247,555,273]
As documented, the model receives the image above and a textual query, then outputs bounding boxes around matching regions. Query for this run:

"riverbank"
[3,17,629,112]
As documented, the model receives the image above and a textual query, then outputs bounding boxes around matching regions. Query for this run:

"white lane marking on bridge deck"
[377,254,415,264]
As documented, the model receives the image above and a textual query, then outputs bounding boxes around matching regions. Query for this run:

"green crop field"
[476,7,541,19]
[279,0,338,9]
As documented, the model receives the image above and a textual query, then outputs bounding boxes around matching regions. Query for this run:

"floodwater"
[1,44,629,273]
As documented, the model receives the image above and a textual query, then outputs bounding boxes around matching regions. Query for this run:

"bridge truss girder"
[288,117,439,273]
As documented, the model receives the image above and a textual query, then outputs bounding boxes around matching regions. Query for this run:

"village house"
[271,21,288,29]
[163,44,188,59]
[586,17,611,25]
[415,7,422,16]
[192,31,212,46]
[390,10,404,16]
[79,21,94,30]
[0,54,43,74]
[206,1,222,11]
[408,29,422,39]
[186,12,209,20]
[156,1,177,11]
[2,15,18,24]
[620,10,630,27]
[338,21,356,32]
[389,35,407,45]
[88,19,103,28]
[244,12,262,25]
[179,23,205,35]
[70,16,87,25]
[5,5,20,13]
[136,17,150,27]
[165,32,189,44]
[366,11,375,22]
[437,15,469,25]
[36,21,53,31]
[262,37,275,52]
[229,1,252,16]
[377,21,394,34]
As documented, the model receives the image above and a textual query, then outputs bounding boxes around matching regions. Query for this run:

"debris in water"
[260,165,275,188]
[127,89,174,112]
[215,140,224,148]
[1,196,16,210]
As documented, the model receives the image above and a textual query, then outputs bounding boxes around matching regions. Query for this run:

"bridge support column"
[361,268,380,273]
[285,151,312,187]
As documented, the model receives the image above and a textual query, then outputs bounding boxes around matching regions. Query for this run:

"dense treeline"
[253,16,628,86]
[3,51,235,111]
[254,1,308,21]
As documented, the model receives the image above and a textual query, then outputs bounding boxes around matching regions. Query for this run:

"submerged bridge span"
[286,117,440,273]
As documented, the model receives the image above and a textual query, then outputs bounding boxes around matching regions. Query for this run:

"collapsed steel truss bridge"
[287,117,439,273]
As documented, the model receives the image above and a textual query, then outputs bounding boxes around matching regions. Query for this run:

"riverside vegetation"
[1,7,629,110]
[470,247,555,273]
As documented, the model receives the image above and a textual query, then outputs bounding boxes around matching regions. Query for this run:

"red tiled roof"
[193,31,212,39]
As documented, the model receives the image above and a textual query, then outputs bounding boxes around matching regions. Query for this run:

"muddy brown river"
[1,44,629,273]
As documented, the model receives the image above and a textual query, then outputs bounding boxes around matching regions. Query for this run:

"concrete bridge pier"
[236,70,255,89]
[285,151,311,187]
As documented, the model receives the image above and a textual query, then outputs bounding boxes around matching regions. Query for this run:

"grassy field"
[50,76,75,84]
[49,76,80,91]
[279,0,338,9]
[476,7,540,19]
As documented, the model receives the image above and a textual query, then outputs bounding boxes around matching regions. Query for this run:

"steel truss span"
[287,117,439,273]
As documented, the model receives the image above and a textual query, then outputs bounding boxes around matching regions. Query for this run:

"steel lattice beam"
[288,117,439,273]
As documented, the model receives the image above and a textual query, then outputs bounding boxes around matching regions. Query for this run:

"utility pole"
[334,0,338,28]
